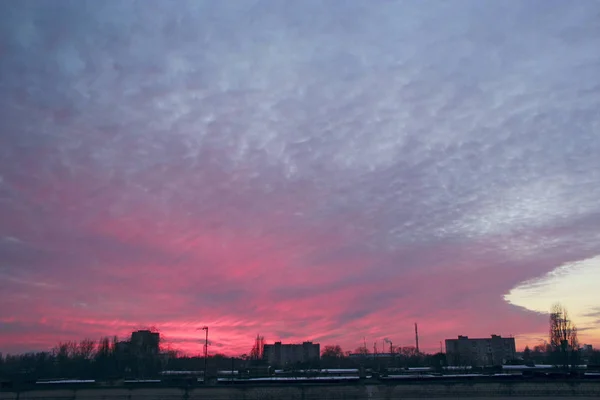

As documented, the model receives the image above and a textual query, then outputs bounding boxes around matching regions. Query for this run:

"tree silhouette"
[321,345,344,368]
[321,345,343,358]
[549,303,578,368]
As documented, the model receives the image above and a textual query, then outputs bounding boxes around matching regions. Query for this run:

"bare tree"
[78,339,96,360]
[250,335,264,361]
[549,303,578,367]
[322,345,344,368]
[400,346,418,358]
[321,345,344,359]
[53,341,78,358]
[97,337,111,356]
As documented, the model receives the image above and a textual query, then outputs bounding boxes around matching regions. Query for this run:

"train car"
[217,368,360,384]
[248,375,360,383]
[159,370,203,385]
[35,379,96,384]
[272,368,359,378]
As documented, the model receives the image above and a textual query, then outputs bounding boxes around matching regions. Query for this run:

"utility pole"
[201,326,208,383]
[373,342,378,370]
[415,323,420,354]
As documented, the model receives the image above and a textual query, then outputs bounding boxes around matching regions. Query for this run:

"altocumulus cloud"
[1,0,600,355]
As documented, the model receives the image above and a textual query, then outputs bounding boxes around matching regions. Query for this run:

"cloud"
[505,256,600,346]
[1,0,600,355]
[584,309,600,319]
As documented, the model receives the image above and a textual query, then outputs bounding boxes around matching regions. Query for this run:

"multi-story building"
[263,341,320,367]
[445,335,516,366]
[582,344,594,361]
[130,330,160,355]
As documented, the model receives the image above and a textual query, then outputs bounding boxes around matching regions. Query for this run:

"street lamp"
[198,326,208,383]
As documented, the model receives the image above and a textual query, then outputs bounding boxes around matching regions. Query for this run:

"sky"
[1,0,599,357]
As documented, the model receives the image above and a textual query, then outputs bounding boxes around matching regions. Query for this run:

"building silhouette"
[445,335,516,366]
[130,330,160,355]
[262,341,320,367]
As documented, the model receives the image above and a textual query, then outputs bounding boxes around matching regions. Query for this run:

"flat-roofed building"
[263,341,320,367]
[131,330,160,355]
[445,335,516,366]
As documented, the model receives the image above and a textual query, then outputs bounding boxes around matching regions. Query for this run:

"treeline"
[521,344,600,366]
[319,344,600,371]
[532,303,600,368]
[0,337,164,380]
[2,317,598,381]
[0,341,446,380]
[319,344,448,370]
[0,337,266,381]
